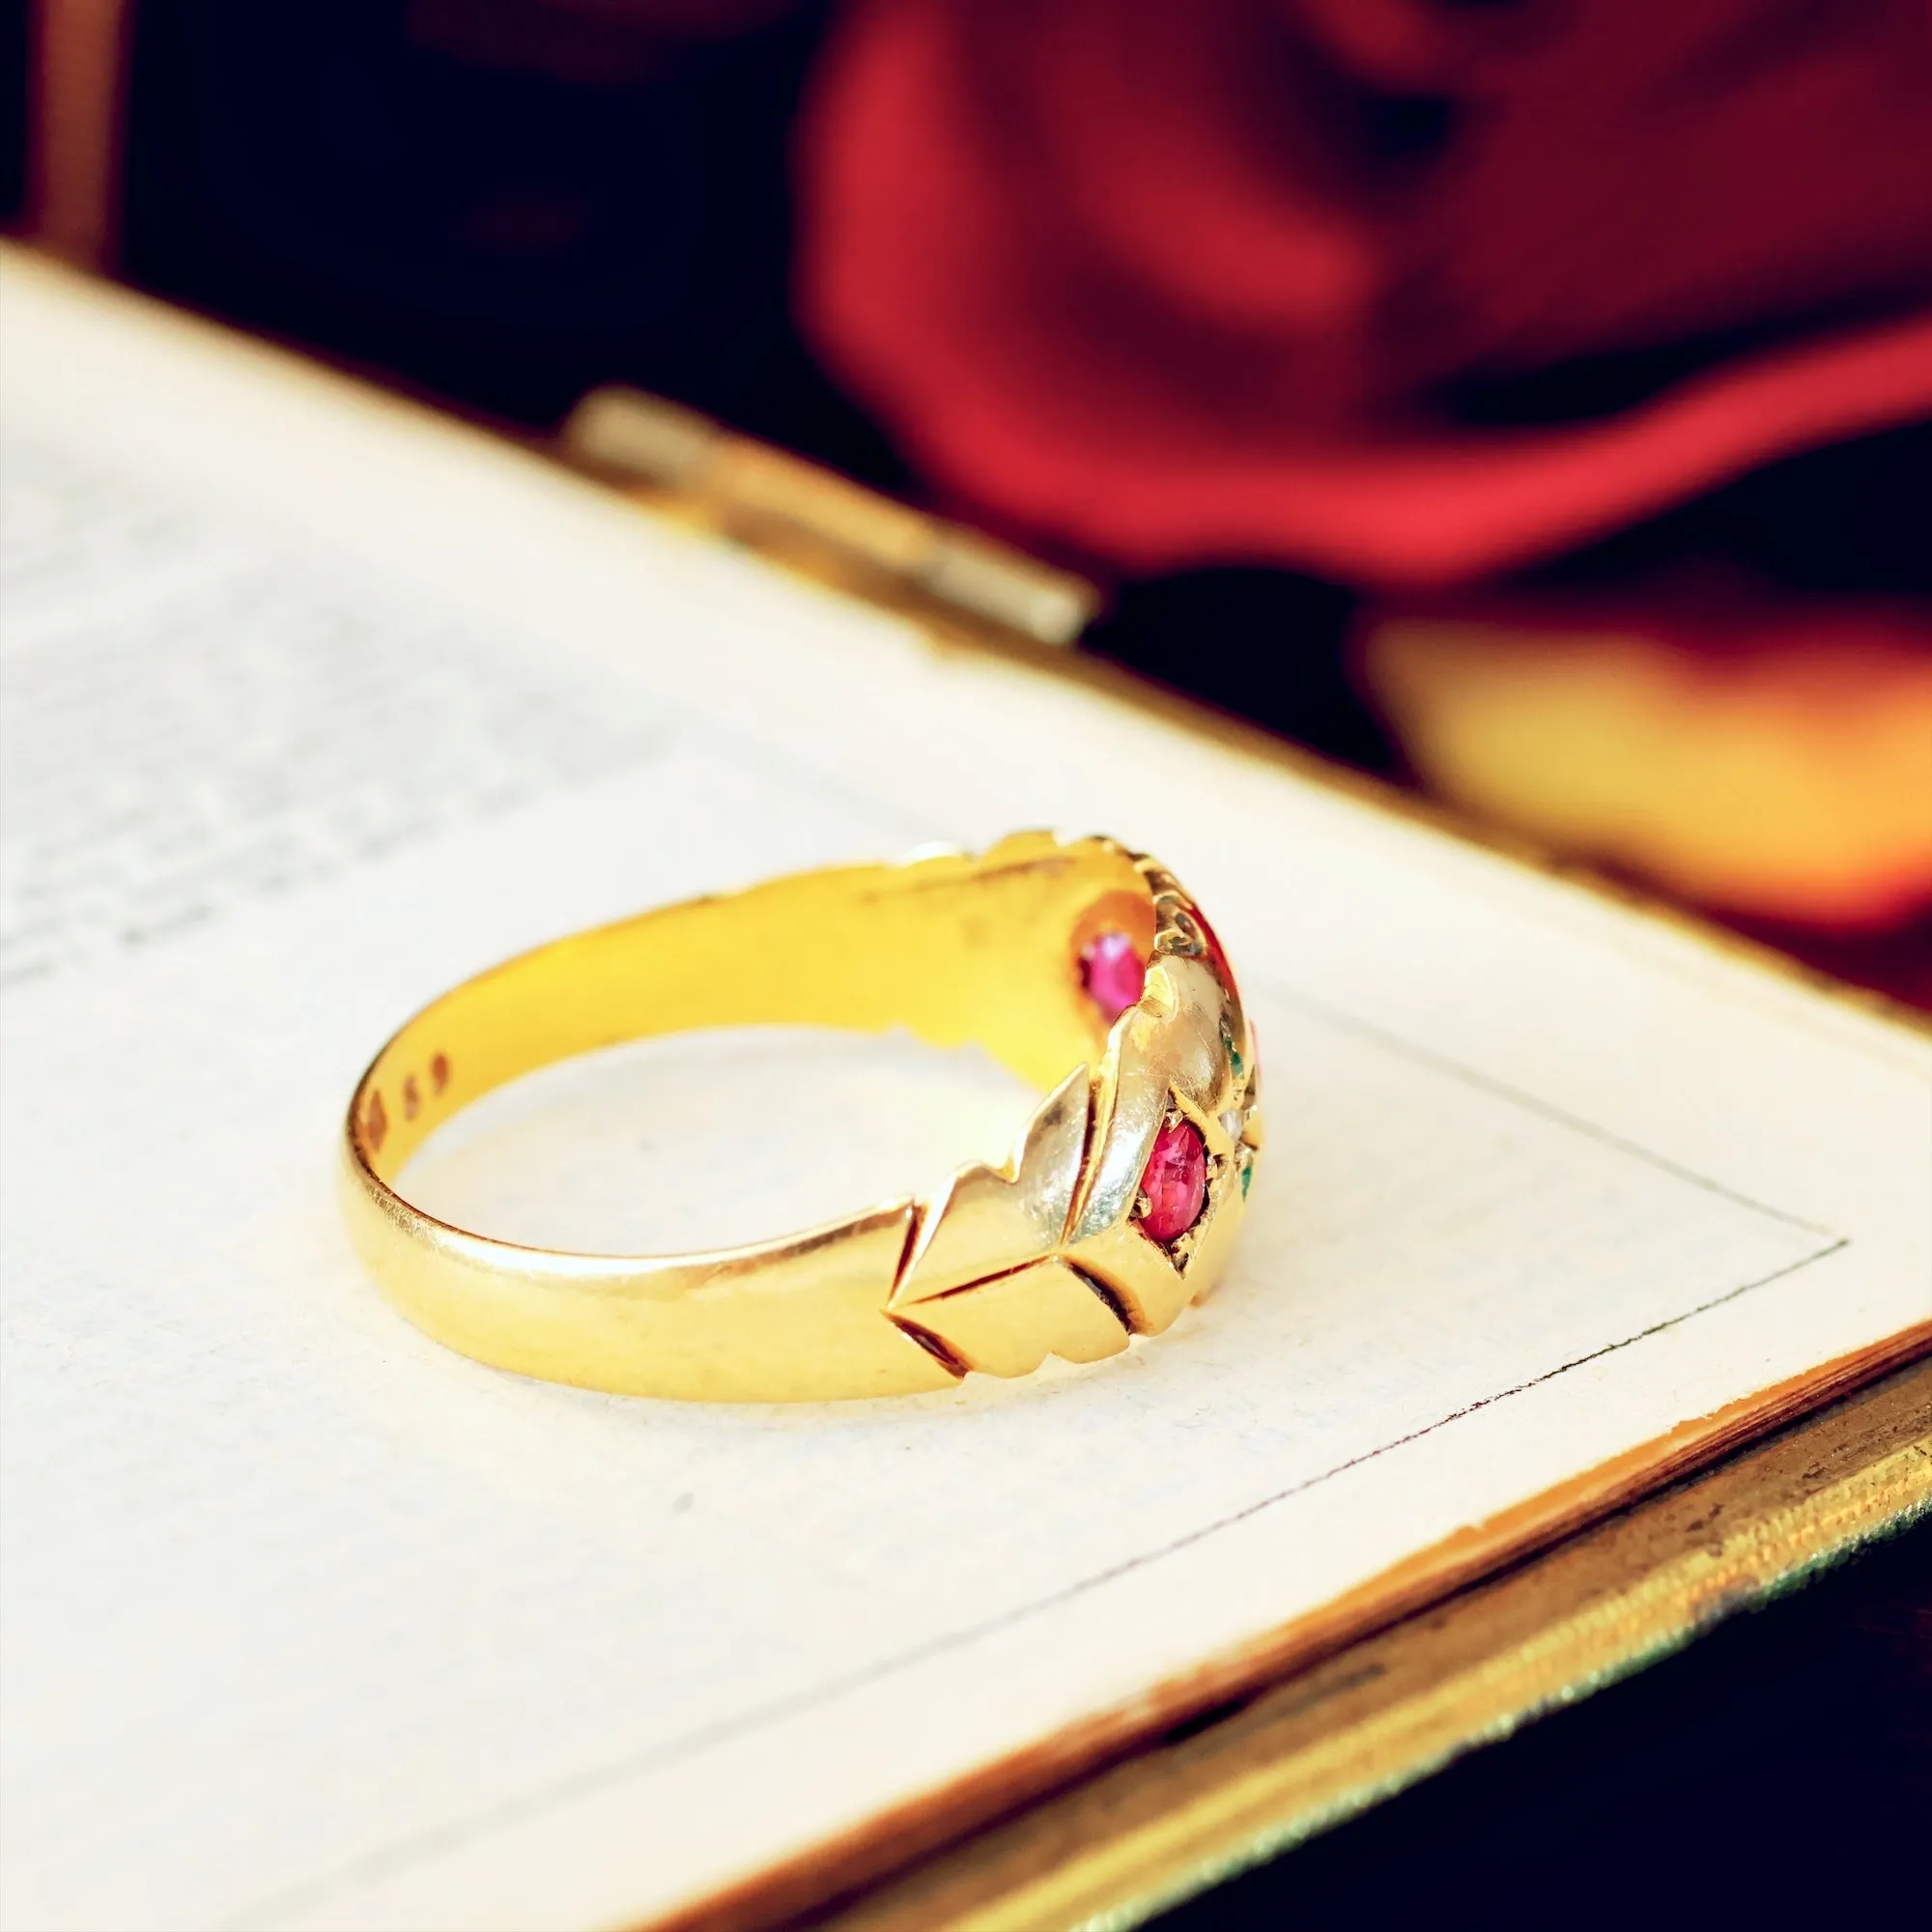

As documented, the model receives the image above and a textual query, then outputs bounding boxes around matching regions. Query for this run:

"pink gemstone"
[1080,929,1145,1022]
[1137,1118,1208,1244]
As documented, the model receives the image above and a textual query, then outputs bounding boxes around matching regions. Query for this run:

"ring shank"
[342,836,1156,1401]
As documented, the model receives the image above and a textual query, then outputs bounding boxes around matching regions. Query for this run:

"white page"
[1,252,1925,1932]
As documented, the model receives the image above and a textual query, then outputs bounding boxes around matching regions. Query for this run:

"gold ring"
[340,833,1262,1402]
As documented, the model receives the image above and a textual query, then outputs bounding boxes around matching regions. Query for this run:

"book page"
[1,249,1925,1932]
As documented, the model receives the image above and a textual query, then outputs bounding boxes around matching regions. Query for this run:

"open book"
[1,246,1926,1932]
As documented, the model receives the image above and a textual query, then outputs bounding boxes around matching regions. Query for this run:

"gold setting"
[340,833,1261,1402]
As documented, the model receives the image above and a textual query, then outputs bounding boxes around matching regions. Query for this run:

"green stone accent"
[1221,1021,1244,1080]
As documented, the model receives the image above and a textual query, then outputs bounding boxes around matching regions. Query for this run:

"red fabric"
[796,0,1932,586]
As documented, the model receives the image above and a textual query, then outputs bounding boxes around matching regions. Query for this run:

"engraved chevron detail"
[883,846,1261,1379]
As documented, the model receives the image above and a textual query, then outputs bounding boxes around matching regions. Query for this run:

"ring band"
[340,833,1262,1402]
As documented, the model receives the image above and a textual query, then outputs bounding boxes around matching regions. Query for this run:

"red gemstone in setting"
[1137,1118,1208,1244]
[1080,929,1145,1023]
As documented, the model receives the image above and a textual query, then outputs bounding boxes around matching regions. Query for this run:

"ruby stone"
[1080,929,1145,1023]
[1138,1117,1208,1244]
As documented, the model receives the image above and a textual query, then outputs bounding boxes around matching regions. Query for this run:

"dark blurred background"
[1152,1519,1930,1929]
[119,2,881,461]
